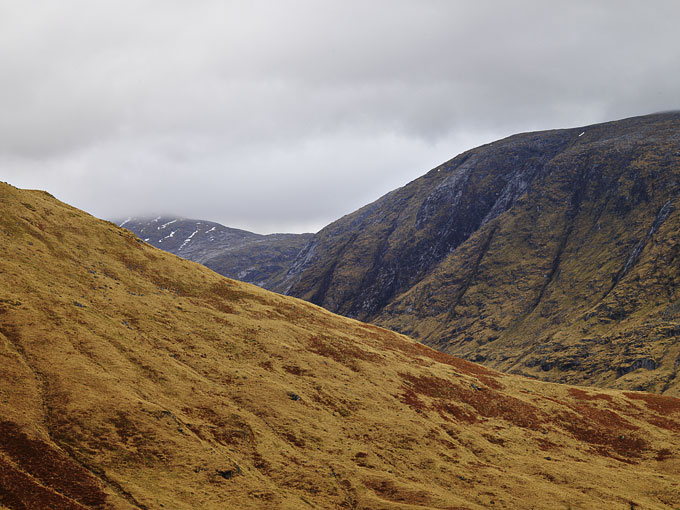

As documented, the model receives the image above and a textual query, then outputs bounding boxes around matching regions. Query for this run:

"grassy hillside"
[1,182,679,509]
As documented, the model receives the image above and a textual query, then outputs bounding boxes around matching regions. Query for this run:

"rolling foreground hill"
[267,112,680,395]
[1,187,680,508]
[116,216,312,289]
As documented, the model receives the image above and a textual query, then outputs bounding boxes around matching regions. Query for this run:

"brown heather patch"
[536,438,559,451]
[482,433,506,446]
[209,281,246,302]
[536,395,647,459]
[352,452,372,468]
[307,334,382,371]
[194,295,235,315]
[0,421,107,508]
[110,411,143,445]
[258,360,273,370]
[115,252,148,274]
[0,457,91,510]
[433,401,478,424]
[656,448,673,461]
[147,271,193,297]
[399,373,543,428]
[568,403,639,432]
[541,395,568,406]
[435,437,458,452]
[121,232,144,251]
[0,324,20,346]
[282,364,312,376]
[208,281,269,308]
[282,431,306,448]
[646,415,680,432]
[411,343,503,388]
[310,389,355,417]
[247,490,276,503]
[181,407,255,447]
[623,392,680,415]
[399,388,428,413]
[363,478,432,506]
[372,329,503,389]
[251,451,270,473]
[554,411,647,460]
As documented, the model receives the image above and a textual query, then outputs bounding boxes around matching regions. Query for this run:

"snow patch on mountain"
[159,219,178,230]
[179,229,199,251]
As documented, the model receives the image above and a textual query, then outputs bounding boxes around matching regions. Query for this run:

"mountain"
[116,216,312,288]
[2,183,680,509]
[268,112,680,396]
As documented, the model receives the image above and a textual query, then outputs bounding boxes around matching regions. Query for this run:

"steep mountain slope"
[117,216,311,288]
[2,183,680,509]
[274,112,680,395]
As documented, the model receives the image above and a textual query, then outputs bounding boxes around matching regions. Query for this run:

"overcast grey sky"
[1,1,678,233]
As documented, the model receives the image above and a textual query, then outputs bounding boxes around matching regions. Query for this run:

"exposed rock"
[617,358,658,377]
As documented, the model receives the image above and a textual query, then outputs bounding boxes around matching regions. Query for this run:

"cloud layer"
[2,0,679,232]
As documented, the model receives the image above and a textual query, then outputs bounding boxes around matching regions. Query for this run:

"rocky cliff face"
[118,216,312,288]
[277,112,680,395]
[277,129,571,315]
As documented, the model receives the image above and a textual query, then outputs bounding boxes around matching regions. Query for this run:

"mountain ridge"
[275,112,680,395]
[115,216,312,288]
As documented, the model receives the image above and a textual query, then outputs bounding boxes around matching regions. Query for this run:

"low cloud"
[1,0,678,232]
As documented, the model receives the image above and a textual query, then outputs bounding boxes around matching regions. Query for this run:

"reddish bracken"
[282,364,312,376]
[656,448,673,461]
[0,421,108,509]
[399,372,544,429]
[363,478,432,505]
[0,457,92,510]
[369,327,503,389]
[553,410,647,459]
[307,334,383,371]
[624,392,680,415]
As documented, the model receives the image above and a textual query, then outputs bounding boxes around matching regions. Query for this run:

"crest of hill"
[1,182,679,509]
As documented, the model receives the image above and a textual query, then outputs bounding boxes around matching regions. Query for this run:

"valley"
[122,113,680,396]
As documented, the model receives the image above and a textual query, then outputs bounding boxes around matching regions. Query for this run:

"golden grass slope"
[1,181,679,509]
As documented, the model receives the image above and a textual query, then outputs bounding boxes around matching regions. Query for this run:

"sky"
[1,1,679,234]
